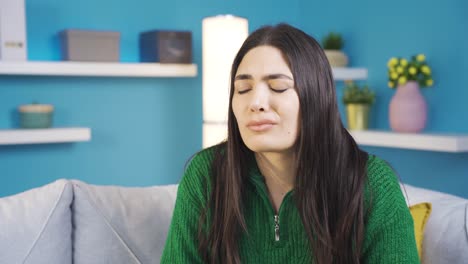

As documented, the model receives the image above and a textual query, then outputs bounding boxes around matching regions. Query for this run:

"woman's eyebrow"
[263,74,293,81]
[234,73,293,81]
[234,74,252,81]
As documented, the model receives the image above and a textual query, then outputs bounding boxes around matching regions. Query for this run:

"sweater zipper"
[274,214,280,241]
[250,174,292,243]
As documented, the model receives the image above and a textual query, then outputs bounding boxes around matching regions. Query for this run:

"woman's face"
[232,45,300,154]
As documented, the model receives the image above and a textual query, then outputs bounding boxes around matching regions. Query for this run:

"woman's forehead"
[236,46,293,80]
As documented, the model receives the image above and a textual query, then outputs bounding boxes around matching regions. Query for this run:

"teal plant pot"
[18,104,54,129]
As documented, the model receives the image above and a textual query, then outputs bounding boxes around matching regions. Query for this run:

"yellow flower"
[387,57,398,68]
[416,54,426,62]
[421,66,431,74]
[398,76,407,85]
[388,54,434,88]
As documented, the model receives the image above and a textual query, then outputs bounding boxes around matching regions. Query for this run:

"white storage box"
[0,0,28,60]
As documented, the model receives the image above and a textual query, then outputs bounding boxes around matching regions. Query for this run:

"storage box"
[0,0,28,60]
[139,30,192,63]
[18,104,54,129]
[60,30,120,62]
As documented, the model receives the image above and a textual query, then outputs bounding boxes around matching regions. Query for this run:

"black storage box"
[139,30,192,63]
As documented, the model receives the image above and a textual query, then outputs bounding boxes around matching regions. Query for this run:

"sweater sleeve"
[160,149,213,264]
[361,156,420,264]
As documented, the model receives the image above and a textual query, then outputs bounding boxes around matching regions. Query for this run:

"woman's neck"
[255,152,295,193]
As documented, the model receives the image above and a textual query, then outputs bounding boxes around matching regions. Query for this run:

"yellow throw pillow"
[409,202,432,259]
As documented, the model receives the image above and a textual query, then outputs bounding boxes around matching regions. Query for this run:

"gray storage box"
[139,30,192,63]
[60,30,120,62]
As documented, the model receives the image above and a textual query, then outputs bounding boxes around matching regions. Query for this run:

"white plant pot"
[324,50,348,67]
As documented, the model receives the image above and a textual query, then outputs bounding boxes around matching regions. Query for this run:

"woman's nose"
[250,101,265,112]
[249,86,269,112]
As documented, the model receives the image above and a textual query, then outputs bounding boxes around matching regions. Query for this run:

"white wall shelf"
[0,61,358,79]
[332,67,368,81]
[0,127,91,145]
[0,61,197,77]
[349,130,468,153]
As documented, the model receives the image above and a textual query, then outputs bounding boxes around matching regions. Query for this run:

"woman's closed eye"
[235,86,290,94]
[269,80,293,93]
[237,88,252,94]
[270,87,289,93]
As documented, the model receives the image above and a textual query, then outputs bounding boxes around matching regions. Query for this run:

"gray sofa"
[0,179,466,264]
[0,179,177,264]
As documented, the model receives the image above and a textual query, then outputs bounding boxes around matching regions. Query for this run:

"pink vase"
[389,81,427,133]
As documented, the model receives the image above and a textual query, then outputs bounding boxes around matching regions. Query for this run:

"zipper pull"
[274,215,280,242]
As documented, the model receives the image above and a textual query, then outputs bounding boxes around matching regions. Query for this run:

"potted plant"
[387,54,434,132]
[343,82,375,130]
[322,32,348,67]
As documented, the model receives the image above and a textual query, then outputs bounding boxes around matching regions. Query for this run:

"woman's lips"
[247,120,276,132]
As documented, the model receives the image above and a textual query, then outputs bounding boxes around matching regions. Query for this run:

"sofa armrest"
[401,183,468,264]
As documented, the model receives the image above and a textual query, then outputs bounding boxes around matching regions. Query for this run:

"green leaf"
[322,32,344,50]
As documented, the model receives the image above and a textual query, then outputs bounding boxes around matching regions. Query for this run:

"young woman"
[161,23,419,264]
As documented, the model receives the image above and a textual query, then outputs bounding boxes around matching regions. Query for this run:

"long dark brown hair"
[198,23,369,264]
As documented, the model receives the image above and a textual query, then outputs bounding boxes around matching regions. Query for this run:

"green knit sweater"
[161,148,419,263]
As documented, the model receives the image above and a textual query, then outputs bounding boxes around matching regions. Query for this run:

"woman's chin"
[244,141,291,154]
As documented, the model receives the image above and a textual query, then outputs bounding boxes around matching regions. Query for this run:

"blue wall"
[2,0,467,198]
[299,0,468,198]
[0,0,299,197]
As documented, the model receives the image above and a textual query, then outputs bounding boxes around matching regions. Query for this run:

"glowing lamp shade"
[202,15,248,148]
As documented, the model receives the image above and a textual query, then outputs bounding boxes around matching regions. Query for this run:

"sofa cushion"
[0,179,73,264]
[409,202,432,259]
[71,180,178,264]
[401,183,468,264]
